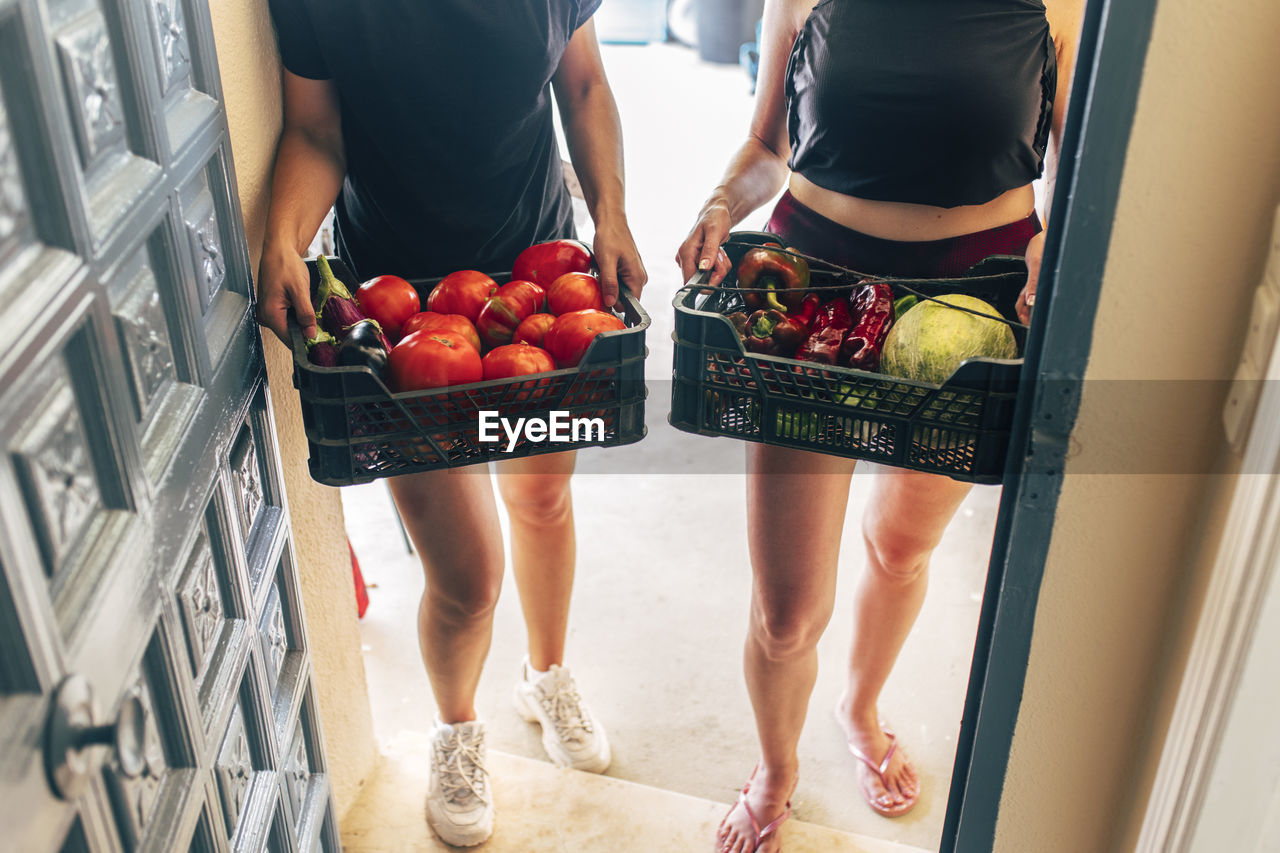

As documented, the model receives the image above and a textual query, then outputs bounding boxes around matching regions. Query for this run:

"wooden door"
[0,0,340,849]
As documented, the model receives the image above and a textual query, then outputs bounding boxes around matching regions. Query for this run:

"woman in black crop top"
[677,1,1082,847]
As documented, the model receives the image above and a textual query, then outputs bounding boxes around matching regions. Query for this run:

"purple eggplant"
[305,329,339,366]
[337,319,390,378]
[314,256,392,350]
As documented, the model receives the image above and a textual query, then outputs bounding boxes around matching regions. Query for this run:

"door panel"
[0,0,340,849]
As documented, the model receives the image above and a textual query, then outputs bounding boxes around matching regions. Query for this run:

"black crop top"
[786,0,1056,209]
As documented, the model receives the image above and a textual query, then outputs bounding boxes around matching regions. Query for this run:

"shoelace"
[538,677,594,744]
[434,731,489,806]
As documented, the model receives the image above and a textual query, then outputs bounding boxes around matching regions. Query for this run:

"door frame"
[1132,314,1280,850]
[941,0,1161,849]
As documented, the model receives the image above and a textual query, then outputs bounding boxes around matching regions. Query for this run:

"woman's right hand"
[256,241,317,346]
[676,201,734,287]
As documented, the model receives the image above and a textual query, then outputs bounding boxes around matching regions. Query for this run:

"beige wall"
[994,1,1280,851]
[207,0,378,820]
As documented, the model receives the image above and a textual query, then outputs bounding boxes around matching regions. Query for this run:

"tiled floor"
[339,41,998,852]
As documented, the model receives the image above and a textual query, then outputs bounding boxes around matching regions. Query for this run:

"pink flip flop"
[848,727,919,818]
[718,768,793,852]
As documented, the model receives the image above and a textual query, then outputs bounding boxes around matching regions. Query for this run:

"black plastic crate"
[291,257,649,485]
[669,232,1028,484]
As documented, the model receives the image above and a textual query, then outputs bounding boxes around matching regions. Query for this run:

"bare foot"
[835,700,919,817]
[716,763,795,853]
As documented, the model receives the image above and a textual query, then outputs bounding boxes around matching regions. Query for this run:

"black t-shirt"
[787,0,1055,209]
[267,0,600,279]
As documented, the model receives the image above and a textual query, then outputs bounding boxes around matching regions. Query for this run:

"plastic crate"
[291,257,649,485]
[669,233,1028,484]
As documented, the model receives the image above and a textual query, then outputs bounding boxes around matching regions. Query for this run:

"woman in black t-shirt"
[678,1,1081,848]
[257,2,646,847]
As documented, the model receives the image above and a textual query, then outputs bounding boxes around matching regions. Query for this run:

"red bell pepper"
[726,311,751,341]
[736,246,810,312]
[796,298,854,365]
[744,294,820,357]
[840,281,895,370]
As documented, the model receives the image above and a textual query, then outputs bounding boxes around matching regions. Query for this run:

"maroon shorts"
[763,190,1041,279]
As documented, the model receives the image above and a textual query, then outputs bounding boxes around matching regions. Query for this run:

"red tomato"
[401,312,481,352]
[543,309,626,368]
[511,239,594,288]
[513,313,556,348]
[481,344,556,380]
[496,280,546,315]
[426,270,497,322]
[389,330,483,391]
[547,272,604,315]
[475,291,536,351]
[356,275,420,342]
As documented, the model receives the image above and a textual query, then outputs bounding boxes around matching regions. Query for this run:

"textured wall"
[207,0,378,821]
[994,0,1280,850]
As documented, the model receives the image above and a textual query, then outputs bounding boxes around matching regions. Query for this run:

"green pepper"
[893,294,918,320]
[736,246,810,312]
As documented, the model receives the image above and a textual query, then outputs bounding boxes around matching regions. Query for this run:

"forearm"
[701,134,792,227]
[558,82,627,225]
[263,126,346,256]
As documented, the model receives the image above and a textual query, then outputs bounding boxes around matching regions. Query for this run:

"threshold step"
[341,729,932,853]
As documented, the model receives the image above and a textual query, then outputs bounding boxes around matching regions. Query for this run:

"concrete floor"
[340,42,1000,851]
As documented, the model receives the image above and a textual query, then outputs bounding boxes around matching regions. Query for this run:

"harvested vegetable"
[880,294,1017,384]
[355,274,419,342]
[476,285,537,350]
[893,294,918,320]
[314,256,391,350]
[840,281,894,370]
[306,329,339,366]
[795,298,853,364]
[744,294,820,357]
[337,319,389,378]
[736,246,810,311]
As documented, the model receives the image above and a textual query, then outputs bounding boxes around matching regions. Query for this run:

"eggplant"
[314,256,392,350]
[305,330,339,366]
[337,319,389,378]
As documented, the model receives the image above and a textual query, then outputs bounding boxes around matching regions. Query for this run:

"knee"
[862,519,934,583]
[751,599,831,662]
[425,572,502,624]
[498,472,573,527]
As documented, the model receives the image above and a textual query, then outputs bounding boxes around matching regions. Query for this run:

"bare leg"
[718,444,856,853]
[388,468,505,724]
[837,465,972,813]
[496,451,577,671]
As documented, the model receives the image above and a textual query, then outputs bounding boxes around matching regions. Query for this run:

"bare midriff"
[789,173,1036,242]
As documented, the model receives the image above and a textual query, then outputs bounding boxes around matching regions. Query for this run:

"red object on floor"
[349,540,370,618]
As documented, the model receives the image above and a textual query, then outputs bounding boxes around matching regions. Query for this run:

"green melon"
[880,294,1017,385]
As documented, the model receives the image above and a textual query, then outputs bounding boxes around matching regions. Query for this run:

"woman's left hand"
[592,215,648,306]
[1017,230,1046,325]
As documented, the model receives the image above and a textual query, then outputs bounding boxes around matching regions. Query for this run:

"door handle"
[44,674,148,800]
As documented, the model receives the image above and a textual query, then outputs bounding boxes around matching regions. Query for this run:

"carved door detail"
[0,0,339,850]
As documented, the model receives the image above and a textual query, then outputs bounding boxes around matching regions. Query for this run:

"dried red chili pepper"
[840,281,895,370]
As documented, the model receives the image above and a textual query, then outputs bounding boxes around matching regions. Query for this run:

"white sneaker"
[513,660,611,773]
[425,718,493,847]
